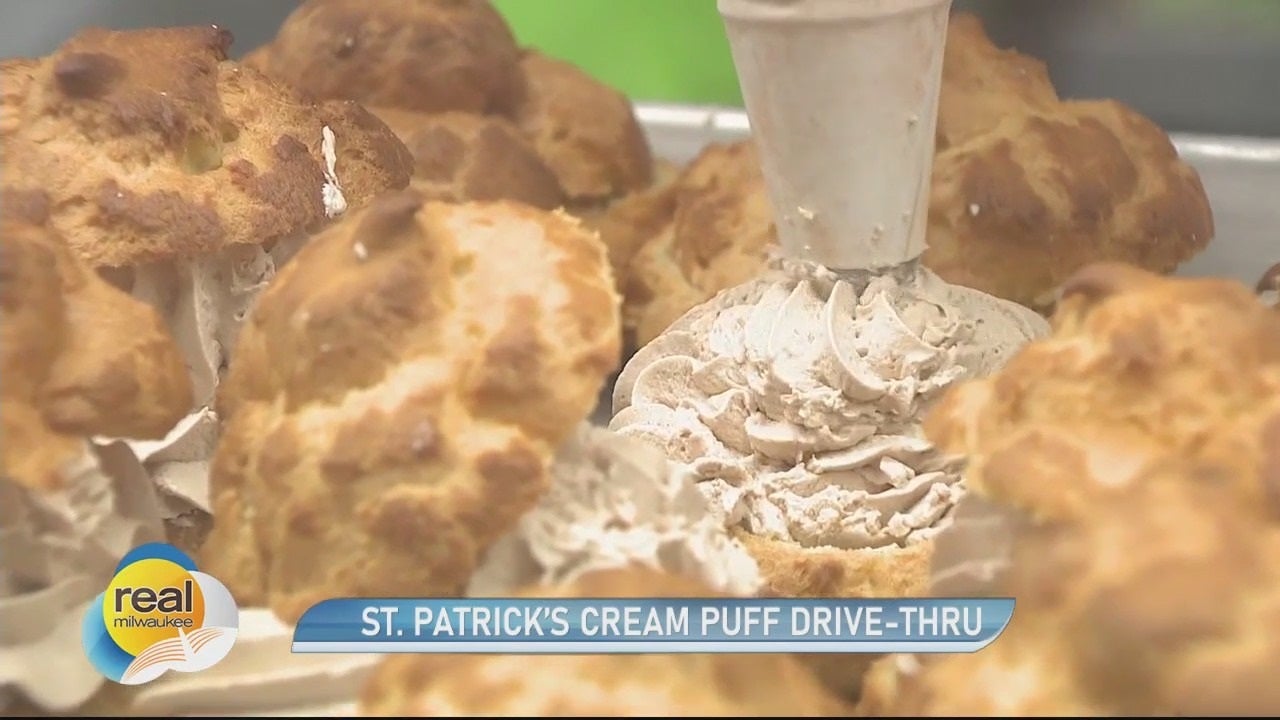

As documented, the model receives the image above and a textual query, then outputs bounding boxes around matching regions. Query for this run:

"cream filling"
[469,424,761,597]
[129,238,305,409]
[129,608,377,717]
[612,259,1048,550]
[321,125,347,219]
[0,440,166,712]
[116,237,307,518]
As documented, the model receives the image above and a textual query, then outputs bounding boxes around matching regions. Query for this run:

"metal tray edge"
[633,102,1280,164]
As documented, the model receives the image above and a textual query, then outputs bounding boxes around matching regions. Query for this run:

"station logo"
[81,542,239,685]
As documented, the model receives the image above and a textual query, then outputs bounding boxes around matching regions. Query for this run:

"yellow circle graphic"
[102,558,206,657]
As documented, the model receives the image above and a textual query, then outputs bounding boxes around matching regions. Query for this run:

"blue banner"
[291,598,1014,654]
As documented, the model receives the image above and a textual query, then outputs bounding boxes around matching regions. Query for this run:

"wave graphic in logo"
[81,543,239,685]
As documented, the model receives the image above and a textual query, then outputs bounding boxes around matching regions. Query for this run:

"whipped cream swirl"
[469,425,761,597]
[611,259,1047,551]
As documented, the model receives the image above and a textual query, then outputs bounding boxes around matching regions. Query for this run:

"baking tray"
[589,103,1280,425]
[634,102,1280,287]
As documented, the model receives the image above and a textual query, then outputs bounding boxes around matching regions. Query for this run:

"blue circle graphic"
[80,592,133,682]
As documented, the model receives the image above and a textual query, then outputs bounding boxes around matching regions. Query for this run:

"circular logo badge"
[82,542,239,685]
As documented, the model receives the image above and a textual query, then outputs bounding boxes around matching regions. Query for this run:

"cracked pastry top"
[0,24,416,534]
[512,49,653,203]
[198,191,621,622]
[925,14,1213,311]
[244,0,524,117]
[859,464,1280,717]
[925,262,1280,522]
[1,24,413,268]
[374,109,567,210]
[245,0,653,208]
[622,141,775,345]
[1,220,191,489]
[857,264,1280,716]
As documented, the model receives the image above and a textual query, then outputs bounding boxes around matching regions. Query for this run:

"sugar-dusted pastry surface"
[0,221,191,490]
[860,264,1280,716]
[199,192,621,622]
[926,262,1280,519]
[861,469,1280,717]
[245,0,655,263]
[1,25,412,268]
[623,141,775,345]
[513,50,654,203]
[375,109,566,210]
[0,24,415,548]
[242,0,523,117]
[926,19,1213,310]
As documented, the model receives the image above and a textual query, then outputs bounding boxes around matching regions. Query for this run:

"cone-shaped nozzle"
[720,0,952,270]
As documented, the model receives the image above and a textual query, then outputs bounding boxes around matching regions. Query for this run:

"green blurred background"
[492,0,744,106]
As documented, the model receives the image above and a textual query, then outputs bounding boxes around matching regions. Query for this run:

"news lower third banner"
[291,598,1014,654]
